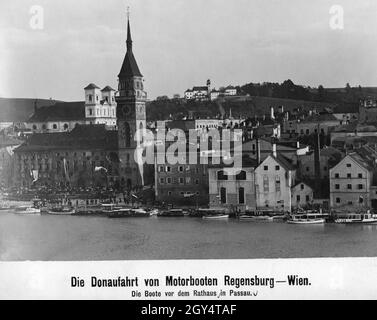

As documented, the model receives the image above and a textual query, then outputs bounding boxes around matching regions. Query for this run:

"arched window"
[32,125,37,130]
[124,123,131,147]
[64,123,69,130]
[236,170,246,180]
[239,187,245,204]
[220,187,227,204]
[217,171,228,181]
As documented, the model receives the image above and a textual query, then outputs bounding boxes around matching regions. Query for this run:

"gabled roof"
[302,113,339,123]
[28,101,86,122]
[273,154,296,171]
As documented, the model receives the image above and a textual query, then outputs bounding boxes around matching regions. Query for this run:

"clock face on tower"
[122,105,135,117]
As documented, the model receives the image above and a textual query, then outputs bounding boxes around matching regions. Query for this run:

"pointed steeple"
[126,9,132,51]
[118,9,142,78]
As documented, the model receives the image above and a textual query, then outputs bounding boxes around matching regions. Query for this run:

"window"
[179,178,184,184]
[53,124,57,129]
[220,187,226,204]
[239,187,245,204]
[347,184,352,190]
[348,201,353,205]
[335,184,340,190]
[263,176,269,192]
[358,173,363,178]
[88,95,93,102]
[336,198,341,203]
[217,171,228,181]
[306,195,310,202]
[64,123,69,130]
[335,173,339,178]
[264,166,268,171]
[306,167,310,172]
[275,166,280,171]
[167,178,172,184]
[195,179,199,185]
[236,170,246,180]
[297,195,301,202]
[358,184,364,190]
[179,166,184,172]
[166,166,171,173]
[359,197,364,204]
[347,173,351,178]
[32,125,37,130]
[346,164,351,168]
[158,166,164,173]
[275,176,281,192]
[301,184,304,190]
[168,191,172,196]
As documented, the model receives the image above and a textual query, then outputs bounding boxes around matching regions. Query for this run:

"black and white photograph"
[0,0,377,302]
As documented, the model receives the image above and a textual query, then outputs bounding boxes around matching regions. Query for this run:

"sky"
[0,0,377,101]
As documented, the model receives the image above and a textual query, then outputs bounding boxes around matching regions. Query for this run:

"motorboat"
[334,211,377,224]
[201,209,229,220]
[47,206,76,215]
[287,212,326,224]
[13,206,41,215]
[129,208,151,217]
[157,209,185,217]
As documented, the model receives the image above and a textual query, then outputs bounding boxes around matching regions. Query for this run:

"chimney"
[256,137,261,165]
[314,127,321,198]
[272,143,277,158]
[270,106,275,120]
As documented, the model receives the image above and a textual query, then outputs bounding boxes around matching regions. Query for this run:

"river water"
[1,211,377,261]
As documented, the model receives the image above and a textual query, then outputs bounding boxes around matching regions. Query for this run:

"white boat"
[334,212,377,224]
[202,213,229,220]
[13,206,41,215]
[287,212,326,225]
[239,214,273,221]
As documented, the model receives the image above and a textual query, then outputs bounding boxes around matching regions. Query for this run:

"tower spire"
[126,6,132,51]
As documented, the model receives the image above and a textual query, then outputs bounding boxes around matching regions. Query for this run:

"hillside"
[146,96,338,121]
[0,98,59,122]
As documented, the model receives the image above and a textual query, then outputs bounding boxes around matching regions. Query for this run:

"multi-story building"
[27,84,117,133]
[291,182,314,209]
[13,124,119,189]
[253,146,296,212]
[155,150,209,206]
[208,156,257,212]
[329,147,377,210]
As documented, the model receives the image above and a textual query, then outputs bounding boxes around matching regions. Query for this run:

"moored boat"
[287,212,326,224]
[334,211,377,224]
[13,206,41,215]
[47,206,76,215]
[201,209,229,220]
[157,209,185,217]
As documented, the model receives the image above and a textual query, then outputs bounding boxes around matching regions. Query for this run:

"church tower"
[116,11,147,190]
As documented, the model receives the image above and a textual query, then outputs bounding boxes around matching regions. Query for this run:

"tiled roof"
[273,154,296,171]
[84,83,100,90]
[15,124,118,152]
[28,101,86,122]
[101,86,116,92]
